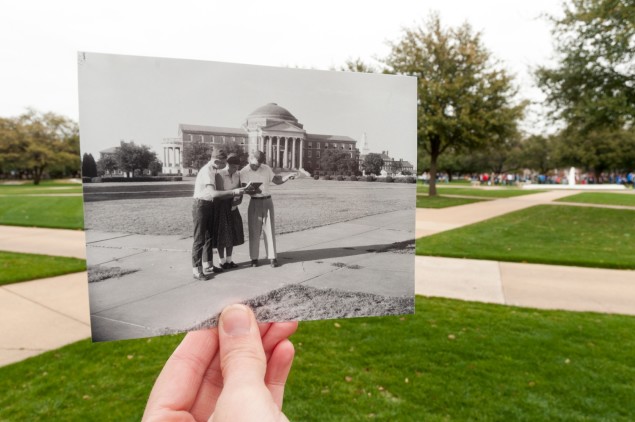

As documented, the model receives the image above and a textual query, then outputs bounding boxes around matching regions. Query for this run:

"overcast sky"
[2,0,564,164]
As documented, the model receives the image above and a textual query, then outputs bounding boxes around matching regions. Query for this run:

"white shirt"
[193,161,218,201]
[218,167,241,190]
[239,164,275,197]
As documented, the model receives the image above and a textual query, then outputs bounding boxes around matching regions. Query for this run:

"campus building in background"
[161,103,359,175]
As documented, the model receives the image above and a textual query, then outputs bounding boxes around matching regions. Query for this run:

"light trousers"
[247,197,276,260]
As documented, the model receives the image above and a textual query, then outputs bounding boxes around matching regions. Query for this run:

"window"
[309,142,312,148]
[317,151,321,158]
[308,151,312,158]
[317,142,321,148]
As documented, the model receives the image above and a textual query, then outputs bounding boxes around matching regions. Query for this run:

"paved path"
[416,256,635,316]
[0,225,86,259]
[0,272,90,367]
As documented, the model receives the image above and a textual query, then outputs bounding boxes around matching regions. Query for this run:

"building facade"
[359,150,415,175]
[162,103,359,175]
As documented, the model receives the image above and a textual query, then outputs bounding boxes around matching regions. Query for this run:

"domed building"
[162,103,358,175]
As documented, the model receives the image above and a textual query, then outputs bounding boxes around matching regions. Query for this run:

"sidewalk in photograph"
[86,209,415,341]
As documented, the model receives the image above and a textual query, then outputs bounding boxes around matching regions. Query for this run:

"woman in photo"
[212,153,245,269]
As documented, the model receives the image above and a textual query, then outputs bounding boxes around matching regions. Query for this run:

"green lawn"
[557,192,635,207]
[0,181,82,196]
[1,297,634,420]
[417,184,544,198]
[416,195,486,208]
[0,251,86,285]
[417,205,635,269]
[0,196,84,229]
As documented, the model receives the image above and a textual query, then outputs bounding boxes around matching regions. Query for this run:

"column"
[276,137,281,168]
[299,139,304,169]
[259,136,264,151]
[175,148,180,166]
[267,137,273,166]
[163,148,167,166]
[292,139,296,169]
[284,138,289,169]
[168,147,173,166]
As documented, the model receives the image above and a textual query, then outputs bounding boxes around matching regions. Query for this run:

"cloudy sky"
[1,0,564,165]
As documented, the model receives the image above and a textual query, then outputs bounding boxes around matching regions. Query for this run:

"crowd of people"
[419,170,635,187]
[191,149,297,280]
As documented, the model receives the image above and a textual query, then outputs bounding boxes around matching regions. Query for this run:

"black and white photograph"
[78,52,417,342]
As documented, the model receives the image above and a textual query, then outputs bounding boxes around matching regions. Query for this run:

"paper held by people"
[78,51,416,342]
[242,181,263,193]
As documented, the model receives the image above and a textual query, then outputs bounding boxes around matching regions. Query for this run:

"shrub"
[82,177,91,183]
[349,175,358,181]
[385,176,394,183]
[313,175,319,180]
[406,176,416,183]
[336,175,345,181]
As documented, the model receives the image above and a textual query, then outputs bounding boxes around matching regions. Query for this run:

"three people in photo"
[191,148,296,279]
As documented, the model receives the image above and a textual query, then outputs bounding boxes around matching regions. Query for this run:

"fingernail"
[221,304,251,336]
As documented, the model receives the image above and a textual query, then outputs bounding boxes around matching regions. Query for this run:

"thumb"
[218,304,267,387]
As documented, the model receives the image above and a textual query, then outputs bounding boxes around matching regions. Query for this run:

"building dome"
[246,103,298,123]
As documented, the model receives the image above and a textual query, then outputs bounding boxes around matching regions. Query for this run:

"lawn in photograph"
[0,251,86,286]
[556,192,635,207]
[84,179,413,236]
[416,195,486,208]
[1,297,634,420]
[0,196,84,229]
[416,205,635,269]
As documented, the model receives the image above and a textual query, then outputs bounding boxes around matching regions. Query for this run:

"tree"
[5,109,80,184]
[97,154,118,176]
[517,135,555,175]
[339,58,378,73]
[384,14,525,195]
[82,153,98,178]
[362,153,384,175]
[536,0,635,177]
[114,141,157,177]
[149,160,163,176]
[182,138,213,171]
[320,148,357,174]
[537,0,635,131]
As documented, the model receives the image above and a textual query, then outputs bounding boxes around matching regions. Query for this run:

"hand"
[233,188,245,196]
[143,304,298,422]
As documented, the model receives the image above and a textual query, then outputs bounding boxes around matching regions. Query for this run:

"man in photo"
[191,148,244,280]
[240,150,296,268]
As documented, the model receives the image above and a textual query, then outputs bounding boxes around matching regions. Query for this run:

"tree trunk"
[33,166,44,185]
[429,138,441,196]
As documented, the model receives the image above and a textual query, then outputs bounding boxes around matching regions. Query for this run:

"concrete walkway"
[416,256,635,316]
[0,225,86,259]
